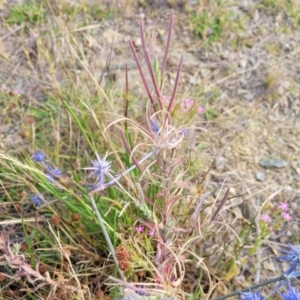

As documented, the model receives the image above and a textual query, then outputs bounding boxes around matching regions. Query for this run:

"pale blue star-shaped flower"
[239,290,264,300]
[46,165,62,182]
[277,244,300,275]
[280,285,300,300]
[84,152,112,188]
[32,151,45,162]
[30,194,42,206]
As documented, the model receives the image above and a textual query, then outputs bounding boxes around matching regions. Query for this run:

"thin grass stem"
[88,194,125,281]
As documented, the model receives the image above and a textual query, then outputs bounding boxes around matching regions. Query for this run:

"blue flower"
[84,152,112,187]
[32,151,45,162]
[277,244,300,275]
[239,290,264,300]
[280,285,300,300]
[150,119,160,135]
[46,165,62,181]
[181,128,188,137]
[30,194,42,206]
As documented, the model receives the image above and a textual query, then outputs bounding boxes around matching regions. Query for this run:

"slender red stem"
[160,11,173,86]
[129,41,156,112]
[211,188,230,222]
[164,55,183,126]
[140,23,163,110]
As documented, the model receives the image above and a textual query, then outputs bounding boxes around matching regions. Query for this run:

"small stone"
[139,12,145,20]
[263,261,276,272]
[256,171,265,182]
[239,0,254,12]
[133,37,142,47]
[291,201,298,211]
[200,68,211,78]
[157,29,166,36]
[232,206,243,218]
[244,92,254,101]
[292,223,299,232]
[236,67,245,74]
[239,58,248,69]
[189,76,201,85]
[123,35,131,43]
[215,156,225,170]
[253,9,260,23]
[279,236,289,244]
[259,158,288,168]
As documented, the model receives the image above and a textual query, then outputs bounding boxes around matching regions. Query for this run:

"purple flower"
[181,128,188,136]
[32,151,45,163]
[181,98,194,112]
[198,106,205,114]
[162,95,170,106]
[239,290,264,300]
[30,194,42,206]
[261,214,271,223]
[148,230,155,237]
[283,213,292,221]
[279,202,289,211]
[150,119,160,135]
[136,225,144,233]
[280,285,300,300]
[277,244,300,275]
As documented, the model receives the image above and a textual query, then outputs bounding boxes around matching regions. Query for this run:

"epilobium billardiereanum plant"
[0,9,298,300]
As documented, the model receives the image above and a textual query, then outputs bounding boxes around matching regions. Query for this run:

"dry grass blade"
[210,187,230,222]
